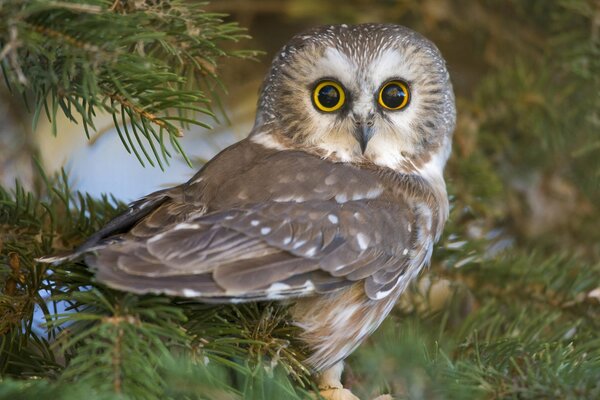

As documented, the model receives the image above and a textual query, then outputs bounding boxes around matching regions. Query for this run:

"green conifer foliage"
[0,0,258,168]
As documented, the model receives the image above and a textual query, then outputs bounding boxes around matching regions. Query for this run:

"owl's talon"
[315,387,361,400]
[313,388,394,400]
[318,381,343,390]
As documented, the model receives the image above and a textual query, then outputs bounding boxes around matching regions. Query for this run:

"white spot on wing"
[274,195,305,203]
[305,247,317,257]
[351,187,384,200]
[356,233,369,250]
[147,232,166,243]
[335,193,348,203]
[335,188,384,203]
[374,286,394,300]
[261,227,271,235]
[182,288,202,297]
[251,220,260,226]
[173,223,200,230]
[328,214,339,224]
[293,240,307,249]
[267,282,291,292]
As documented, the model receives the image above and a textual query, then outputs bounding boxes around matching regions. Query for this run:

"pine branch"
[49,290,188,398]
[183,302,311,386]
[347,249,600,399]
[0,170,124,378]
[0,0,260,169]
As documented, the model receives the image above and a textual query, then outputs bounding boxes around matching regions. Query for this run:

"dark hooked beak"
[353,116,375,154]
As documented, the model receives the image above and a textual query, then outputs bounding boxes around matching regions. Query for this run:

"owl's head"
[253,24,456,179]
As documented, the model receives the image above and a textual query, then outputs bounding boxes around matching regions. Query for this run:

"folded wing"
[91,198,414,301]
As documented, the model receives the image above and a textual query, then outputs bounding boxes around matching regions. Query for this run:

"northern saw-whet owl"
[41,23,455,399]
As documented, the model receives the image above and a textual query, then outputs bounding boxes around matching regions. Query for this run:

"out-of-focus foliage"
[0,0,259,169]
[1,1,599,399]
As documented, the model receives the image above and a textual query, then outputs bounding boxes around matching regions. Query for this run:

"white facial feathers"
[255,23,456,180]
[312,48,355,84]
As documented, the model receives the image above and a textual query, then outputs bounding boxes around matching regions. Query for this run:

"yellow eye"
[378,81,410,110]
[312,81,346,112]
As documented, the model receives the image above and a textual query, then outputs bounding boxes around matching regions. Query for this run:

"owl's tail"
[36,191,170,265]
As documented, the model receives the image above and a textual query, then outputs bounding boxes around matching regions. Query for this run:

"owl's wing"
[90,197,416,302]
[40,140,426,302]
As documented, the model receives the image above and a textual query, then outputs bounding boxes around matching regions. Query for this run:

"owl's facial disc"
[255,24,456,172]
[295,43,431,161]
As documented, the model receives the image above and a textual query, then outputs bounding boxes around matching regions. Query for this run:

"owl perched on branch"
[40,24,455,399]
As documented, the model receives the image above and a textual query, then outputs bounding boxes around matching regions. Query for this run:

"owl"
[40,24,455,399]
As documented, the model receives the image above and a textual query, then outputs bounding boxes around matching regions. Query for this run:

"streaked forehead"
[297,24,439,84]
[311,47,356,83]
[309,47,426,91]
[307,25,397,67]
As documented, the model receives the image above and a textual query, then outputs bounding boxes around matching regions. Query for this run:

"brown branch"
[101,315,140,394]
[0,24,27,84]
[113,325,124,394]
[108,93,184,137]
[45,2,102,14]
[27,23,101,54]
[4,252,22,296]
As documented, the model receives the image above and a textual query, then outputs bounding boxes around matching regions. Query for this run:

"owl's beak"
[353,117,374,154]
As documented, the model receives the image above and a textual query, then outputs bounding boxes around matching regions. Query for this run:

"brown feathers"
[68,141,435,303]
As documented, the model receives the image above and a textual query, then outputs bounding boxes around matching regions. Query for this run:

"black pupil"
[318,85,340,108]
[382,84,406,108]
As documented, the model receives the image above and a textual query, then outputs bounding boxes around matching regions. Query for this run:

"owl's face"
[255,24,456,177]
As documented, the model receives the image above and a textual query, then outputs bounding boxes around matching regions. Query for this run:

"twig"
[0,24,27,84]
[28,23,100,54]
[46,1,103,14]
[109,93,184,137]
